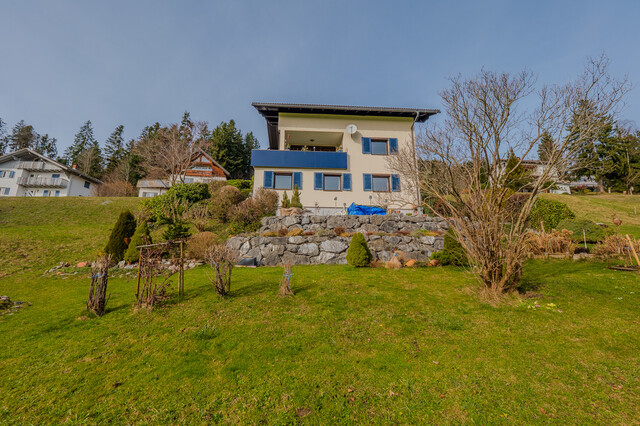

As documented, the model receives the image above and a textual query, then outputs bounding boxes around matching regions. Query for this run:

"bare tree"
[389,55,629,298]
[137,121,209,184]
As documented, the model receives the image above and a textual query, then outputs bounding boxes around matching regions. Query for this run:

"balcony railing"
[251,149,347,169]
[17,161,59,171]
[17,177,68,188]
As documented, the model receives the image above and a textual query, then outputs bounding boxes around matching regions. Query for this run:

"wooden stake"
[136,250,142,300]
[625,234,640,267]
[179,241,184,297]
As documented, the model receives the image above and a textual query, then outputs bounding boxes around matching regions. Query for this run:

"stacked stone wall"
[226,215,448,266]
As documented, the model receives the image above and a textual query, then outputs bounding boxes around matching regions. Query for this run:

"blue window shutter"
[363,174,372,191]
[362,137,371,154]
[391,174,401,192]
[263,171,273,188]
[9,171,15,178]
[314,172,324,190]
[342,173,352,191]
[293,172,302,190]
[389,138,398,154]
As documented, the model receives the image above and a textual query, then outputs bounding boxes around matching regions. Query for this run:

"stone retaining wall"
[226,215,448,266]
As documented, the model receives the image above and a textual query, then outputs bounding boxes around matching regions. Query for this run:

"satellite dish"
[346,124,357,135]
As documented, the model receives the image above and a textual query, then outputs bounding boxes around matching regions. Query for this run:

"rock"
[262,252,281,266]
[287,227,303,236]
[77,262,88,268]
[226,237,246,251]
[124,264,136,269]
[281,207,304,216]
[282,253,309,265]
[298,243,319,256]
[405,259,417,267]
[383,236,401,245]
[312,252,337,264]
[282,215,300,227]
[288,236,305,244]
[117,260,126,268]
[320,239,348,253]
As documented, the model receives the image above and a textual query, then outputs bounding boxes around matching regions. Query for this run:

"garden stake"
[625,234,640,266]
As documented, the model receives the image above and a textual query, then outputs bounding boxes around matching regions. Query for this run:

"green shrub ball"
[346,233,373,267]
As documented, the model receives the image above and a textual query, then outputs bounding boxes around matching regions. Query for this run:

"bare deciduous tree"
[137,121,209,184]
[389,55,629,299]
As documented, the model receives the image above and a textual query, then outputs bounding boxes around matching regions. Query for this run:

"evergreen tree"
[124,221,152,264]
[65,120,97,166]
[0,118,7,154]
[291,185,302,208]
[281,191,290,208]
[34,134,58,158]
[537,132,554,163]
[242,131,260,178]
[501,149,530,191]
[7,120,37,151]
[104,210,137,263]
[209,120,247,179]
[346,233,372,267]
[104,125,125,174]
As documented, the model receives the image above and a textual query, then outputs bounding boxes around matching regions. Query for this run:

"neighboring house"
[251,103,439,214]
[497,158,598,194]
[136,148,229,197]
[0,148,101,197]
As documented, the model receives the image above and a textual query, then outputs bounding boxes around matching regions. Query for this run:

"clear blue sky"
[1,0,638,152]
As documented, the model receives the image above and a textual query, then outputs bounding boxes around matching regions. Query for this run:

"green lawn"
[541,193,640,237]
[1,196,640,423]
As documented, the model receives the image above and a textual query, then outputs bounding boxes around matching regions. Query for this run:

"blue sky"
[1,0,638,152]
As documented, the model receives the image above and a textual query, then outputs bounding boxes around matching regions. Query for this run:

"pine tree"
[0,118,8,155]
[7,120,36,151]
[537,132,554,163]
[281,191,290,208]
[104,125,125,174]
[34,134,58,158]
[65,120,97,166]
[346,233,372,267]
[291,185,302,208]
[242,131,260,178]
[104,210,137,263]
[502,149,530,191]
[209,120,246,179]
[124,221,152,264]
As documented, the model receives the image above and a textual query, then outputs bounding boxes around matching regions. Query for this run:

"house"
[251,103,439,214]
[497,158,598,194]
[136,148,229,197]
[0,148,101,197]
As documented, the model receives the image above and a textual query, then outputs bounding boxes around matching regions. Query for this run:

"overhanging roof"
[252,102,440,149]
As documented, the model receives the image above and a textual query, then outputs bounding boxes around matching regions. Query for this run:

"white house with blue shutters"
[0,148,101,197]
[251,103,439,214]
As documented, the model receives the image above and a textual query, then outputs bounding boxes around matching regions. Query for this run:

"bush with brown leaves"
[187,231,218,260]
[593,234,640,256]
[523,229,576,255]
[94,181,135,197]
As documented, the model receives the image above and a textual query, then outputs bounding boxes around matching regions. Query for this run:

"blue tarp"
[347,203,386,216]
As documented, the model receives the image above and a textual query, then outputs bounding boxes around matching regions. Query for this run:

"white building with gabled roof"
[0,148,102,197]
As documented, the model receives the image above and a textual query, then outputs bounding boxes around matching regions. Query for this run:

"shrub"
[593,234,640,256]
[226,179,253,191]
[186,201,210,231]
[281,191,290,208]
[430,227,468,266]
[333,226,346,236]
[163,222,191,241]
[346,233,372,267]
[94,181,135,197]
[104,210,137,263]
[557,218,613,243]
[206,244,239,296]
[529,198,575,231]
[277,228,288,237]
[209,185,243,222]
[187,231,218,260]
[291,185,303,208]
[170,182,210,204]
[228,188,278,233]
[124,221,152,263]
[523,229,575,255]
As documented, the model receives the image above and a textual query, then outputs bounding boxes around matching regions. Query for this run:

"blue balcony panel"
[251,150,347,170]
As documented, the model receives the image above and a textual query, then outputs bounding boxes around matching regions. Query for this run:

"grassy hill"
[1,195,640,423]
[541,193,640,237]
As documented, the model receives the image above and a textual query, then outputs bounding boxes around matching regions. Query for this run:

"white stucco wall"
[253,114,420,212]
[0,159,96,197]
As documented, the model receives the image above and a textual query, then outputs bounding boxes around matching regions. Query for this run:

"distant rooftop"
[252,102,440,149]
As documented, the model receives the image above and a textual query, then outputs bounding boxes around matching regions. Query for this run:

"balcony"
[251,149,348,170]
[17,177,68,188]
[17,161,58,171]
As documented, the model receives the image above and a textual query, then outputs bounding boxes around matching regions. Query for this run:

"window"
[314,173,351,191]
[52,174,60,179]
[84,181,90,189]
[43,190,50,197]
[184,177,194,183]
[274,173,292,190]
[323,174,341,191]
[1,187,9,195]
[372,175,390,192]
[55,190,60,197]
[363,174,401,192]
[362,138,398,155]
[0,171,6,178]
[142,191,157,197]
[371,139,388,155]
